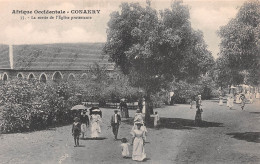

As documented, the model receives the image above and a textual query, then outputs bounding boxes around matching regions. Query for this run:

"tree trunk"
[144,94,153,127]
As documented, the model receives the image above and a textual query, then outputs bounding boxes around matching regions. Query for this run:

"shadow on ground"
[250,112,260,114]
[122,117,223,130]
[159,117,223,129]
[227,132,260,143]
[81,137,107,140]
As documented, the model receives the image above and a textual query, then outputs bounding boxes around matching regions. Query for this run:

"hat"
[198,95,201,97]
[74,117,80,122]
[135,122,143,126]
[121,138,127,143]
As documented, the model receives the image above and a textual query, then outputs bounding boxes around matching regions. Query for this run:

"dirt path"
[0,100,259,164]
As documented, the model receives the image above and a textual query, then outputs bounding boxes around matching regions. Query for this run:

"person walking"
[90,113,102,138]
[80,111,89,139]
[131,122,146,161]
[120,138,130,158]
[111,110,121,140]
[72,117,81,147]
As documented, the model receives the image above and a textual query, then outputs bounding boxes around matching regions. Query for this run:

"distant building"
[0,43,118,83]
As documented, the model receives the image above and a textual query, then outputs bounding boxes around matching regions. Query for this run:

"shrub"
[0,79,75,133]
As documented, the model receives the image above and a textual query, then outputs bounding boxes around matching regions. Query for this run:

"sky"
[0,0,246,58]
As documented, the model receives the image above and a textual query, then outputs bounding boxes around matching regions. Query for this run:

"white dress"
[219,97,223,106]
[131,125,148,142]
[226,97,230,107]
[121,143,130,157]
[81,124,87,133]
[256,93,260,99]
[236,94,241,104]
[132,129,146,161]
[229,97,234,108]
[154,114,160,127]
[91,114,101,138]
[142,101,146,114]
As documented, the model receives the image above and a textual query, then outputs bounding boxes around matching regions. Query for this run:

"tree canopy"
[103,0,214,95]
[217,0,260,86]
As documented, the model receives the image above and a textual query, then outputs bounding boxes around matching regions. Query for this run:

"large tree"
[103,0,214,124]
[217,0,260,86]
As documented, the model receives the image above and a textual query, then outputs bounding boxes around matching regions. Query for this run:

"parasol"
[71,105,88,111]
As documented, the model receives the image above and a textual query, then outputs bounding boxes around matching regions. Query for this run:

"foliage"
[0,79,75,133]
[172,75,217,104]
[104,0,214,96]
[217,0,260,86]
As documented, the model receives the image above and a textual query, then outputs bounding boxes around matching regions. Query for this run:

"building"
[0,43,117,83]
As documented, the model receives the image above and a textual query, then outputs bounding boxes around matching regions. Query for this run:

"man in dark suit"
[111,110,121,140]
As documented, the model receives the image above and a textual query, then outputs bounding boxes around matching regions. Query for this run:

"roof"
[0,43,114,71]
[0,45,10,69]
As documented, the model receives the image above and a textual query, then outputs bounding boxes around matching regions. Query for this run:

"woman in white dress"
[235,93,241,104]
[131,122,146,161]
[229,95,234,109]
[90,114,102,138]
[142,98,146,114]
[256,92,260,99]
[219,96,223,106]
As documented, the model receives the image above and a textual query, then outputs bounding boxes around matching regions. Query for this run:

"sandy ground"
[0,100,259,164]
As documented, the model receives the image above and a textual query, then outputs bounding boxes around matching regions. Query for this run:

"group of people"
[111,108,154,161]
[219,91,256,110]
[72,102,161,162]
[71,110,102,147]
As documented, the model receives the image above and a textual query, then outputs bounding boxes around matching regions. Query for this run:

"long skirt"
[195,111,202,125]
[132,137,146,161]
[91,122,101,138]
[81,123,87,133]
[219,99,223,106]
[236,96,241,104]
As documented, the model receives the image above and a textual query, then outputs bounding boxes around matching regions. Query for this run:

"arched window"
[28,73,35,80]
[81,73,88,79]
[39,73,47,83]
[52,71,63,83]
[17,73,24,79]
[3,73,8,81]
[68,73,75,82]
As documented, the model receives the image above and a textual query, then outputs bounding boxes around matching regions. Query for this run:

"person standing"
[154,111,160,129]
[195,95,203,126]
[72,117,81,147]
[131,122,146,161]
[142,98,146,114]
[219,95,223,106]
[111,110,121,140]
[240,93,246,110]
[80,111,89,139]
[229,95,234,109]
[120,98,129,118]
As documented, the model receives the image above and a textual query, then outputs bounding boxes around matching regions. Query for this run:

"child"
[154,111,160,129]
[121,138,130,158]
[72,117,81,147]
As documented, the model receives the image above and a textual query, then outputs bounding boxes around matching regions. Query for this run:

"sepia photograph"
[0,0,259,163]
